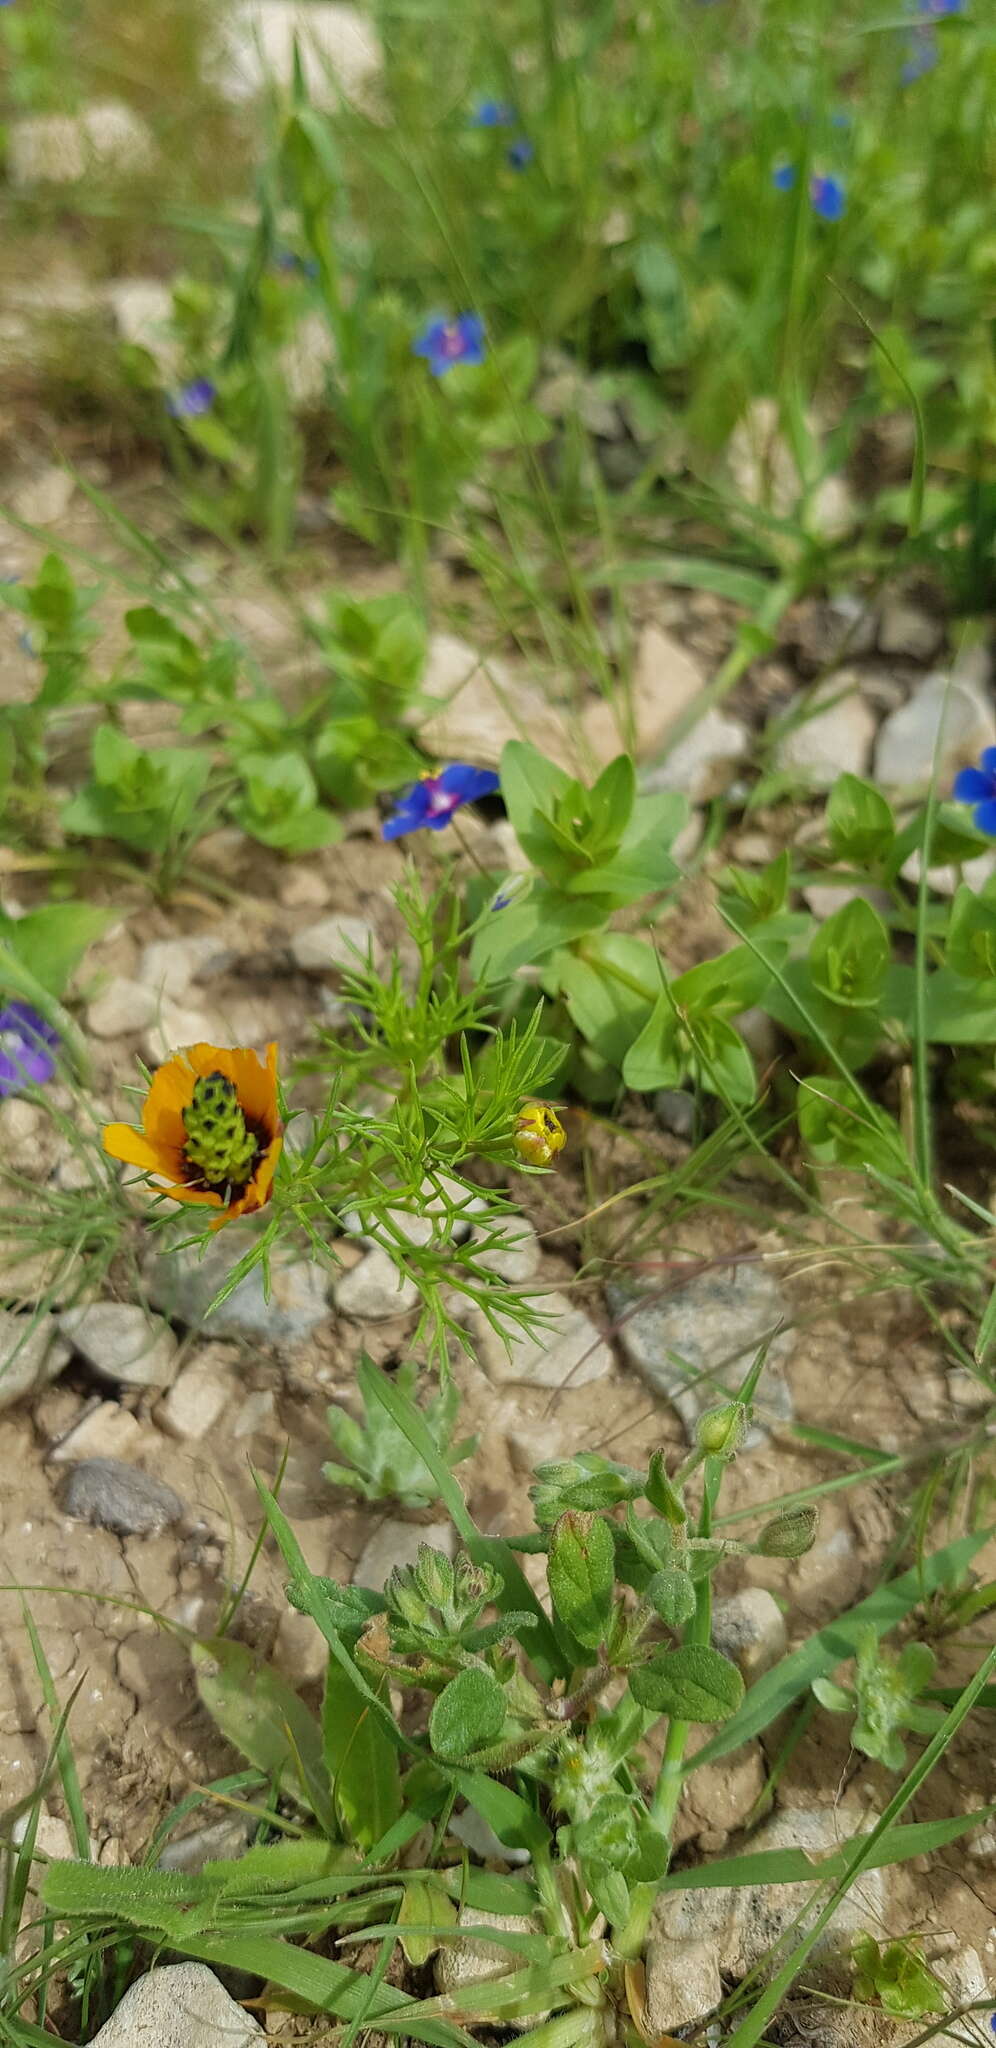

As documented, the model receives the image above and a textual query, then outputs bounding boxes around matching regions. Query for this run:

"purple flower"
[0,1003,58,1098]
[382,764,501,840]
[772,161,797,191]
[471,99,516,127]
[954,749,996,835]
[412,314,486,378]
[810,173,845,221]
[166,377,216,419]
[506,137,534,169]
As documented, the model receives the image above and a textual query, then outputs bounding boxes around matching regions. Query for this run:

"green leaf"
[621,989,683,1092]
[322,1660,401,1851]
[629,1645,744,1721]
[397,1880,458,1967]
[687,1528,991,1773]
[0,902,112,998]
[946,882,996,980]
[808,897,891,1008]
[547,1511,616,1650]
[429,1668,507,1762]
[826,775,895,864]
[646,1567,697,1630]
[191,1639,335,1834]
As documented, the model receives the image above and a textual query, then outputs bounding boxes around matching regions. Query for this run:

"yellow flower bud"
[514,1102,567,1167]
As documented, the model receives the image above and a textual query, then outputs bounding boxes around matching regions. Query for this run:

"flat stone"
[49,1400,143,1463]
[220,1,382,109]
[105,279,176,370]
[142,998,227,1067]
[877,597,944,663]
[354,1519,454,1590]
[87,975,160,1039]
[776,673,876,785]
[874,672,996,790]
[581,622,705,765]
[58,1302,180,1390]
[278,866,331,910]
[138,936,224,1003]
[289,914,378,974]
[654,1089,695,1139]
[711,1586,787,1681]
[650,1804,890,1979]
[418,632,573,772]
[642,705,749,802]
[0,1311,70,1412]
[1,1099,58,1177]
[7,103,153,186]
[333,1245,419,1319]
[473,1293,612,1389]
[469,1216,541,1284]
[434,1909,538,2004]
[155,1350,235,1440]
[727,398,854,539]
[608,1261,794,1442]
[147,1236,329,1346]
[10,466,76,528]
[158,1817,252,1871]
[88,1964,263,2048]
[61,1459,185,1538]
[644,1935,723,2034]
[282,310,336,409]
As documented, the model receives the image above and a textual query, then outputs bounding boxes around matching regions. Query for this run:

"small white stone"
[156,1354,234,1441]
[353,1518,454,1590]
[105,279,176,369]
[877,597,944,663]
[49,1400,143,1463]
[219,2,381,108]
[7,103,153,186]
[474,1293,613,1389]
[470,1216,541,1285]
[87,976,160,1039]
[87,1963,263,2048]
[582,621,705,765]
[644,1935,723,2034]
[434,1907,540,2007]
[0,1312,70,1412]
[10,467,76,527]
[11,1808,75,1861]
[278,866,331,910]
[138,935,224,1003]
[418,631,572,772]
[231,1389,277,1439]
[58,1302,179,1390]
[776,673,876,785]
[334,1246,419,1319]
[874,672,996,790]
[290,914,379,974]
[642,706,749,803]
[711,1587,787,1681]
[142,999,226,1067]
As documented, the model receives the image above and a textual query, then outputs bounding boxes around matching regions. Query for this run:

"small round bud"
[756,1506,818,1558]
[697,1403,747,1459]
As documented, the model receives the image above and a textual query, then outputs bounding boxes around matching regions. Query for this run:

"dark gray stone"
[608,1261,794,1443]
[61,1458,185,1538]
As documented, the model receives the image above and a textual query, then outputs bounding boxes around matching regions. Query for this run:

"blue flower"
[919,0,962,13]
[902,26,939,77]
[954,749,996,835]
[412,314,486,377]
[810,173,846,221]
[382,764,501,840]
[507,137,535,169]
[471,99,516,127]
[0,1003,58,1097]
[772,161,797,191]
[275,250,319,279]
[167,377,217,418]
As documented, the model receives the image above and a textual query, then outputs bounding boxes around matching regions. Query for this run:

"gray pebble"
[61,1458,185,1538]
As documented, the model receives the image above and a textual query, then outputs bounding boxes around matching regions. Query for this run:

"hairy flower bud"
[756,1506,818,1558]
[697,1403,747,1459]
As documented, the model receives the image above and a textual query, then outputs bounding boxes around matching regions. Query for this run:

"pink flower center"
[439,323,465,360]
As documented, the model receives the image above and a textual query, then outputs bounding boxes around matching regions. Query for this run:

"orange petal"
[103,1124,182,1179]
[143,1051,198,1151]
[167,1181,224,1209]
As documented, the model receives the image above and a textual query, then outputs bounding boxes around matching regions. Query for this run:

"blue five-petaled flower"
[382,764,501,841]
[809,173,846,221]
[470,98,516,127]
[167,377,217,418]
[506,137,535,169]
[412,314,486,377]
[954,750,996,836]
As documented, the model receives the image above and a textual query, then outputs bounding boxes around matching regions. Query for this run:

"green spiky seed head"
[183,1071,257,1190]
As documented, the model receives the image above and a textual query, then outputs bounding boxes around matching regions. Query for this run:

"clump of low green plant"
[812,1625,945,1772]
[324,1355,476,1508]
[852,1935,944,2022]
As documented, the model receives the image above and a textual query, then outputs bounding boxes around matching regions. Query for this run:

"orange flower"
[103,1042,282,1229]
